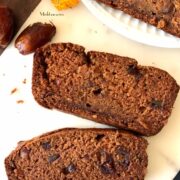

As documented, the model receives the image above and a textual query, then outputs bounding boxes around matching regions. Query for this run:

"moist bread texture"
[5,128,148,180]
[32,43,179,136]
[96,0,180,38]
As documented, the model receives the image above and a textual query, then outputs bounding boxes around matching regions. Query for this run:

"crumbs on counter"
[51,0,79,10]
[11,88,18,95]
[16,100,24,104]
[22,79,27,84]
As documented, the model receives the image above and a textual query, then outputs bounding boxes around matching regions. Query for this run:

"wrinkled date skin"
[0,6,14,48]
[15,22,56,55]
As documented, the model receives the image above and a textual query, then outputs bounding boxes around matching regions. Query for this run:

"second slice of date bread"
[5,128,148,180]
[32,43,179,136]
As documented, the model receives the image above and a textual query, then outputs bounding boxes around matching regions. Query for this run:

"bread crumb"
[16,100,24,104]
[11,88,18,94]
[22,79,27,84]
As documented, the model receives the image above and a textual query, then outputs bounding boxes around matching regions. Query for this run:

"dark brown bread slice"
[5,128,148,180]
[95,0,180,38]
[32,43,179,136]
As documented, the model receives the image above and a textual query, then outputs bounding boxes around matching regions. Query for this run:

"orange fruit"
[51,0,80,10]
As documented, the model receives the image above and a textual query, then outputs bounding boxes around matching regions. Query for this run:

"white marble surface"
[0,1,180,179]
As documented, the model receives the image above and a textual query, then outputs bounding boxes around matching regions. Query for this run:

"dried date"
[0,6,14,48]
[15,22,56,55]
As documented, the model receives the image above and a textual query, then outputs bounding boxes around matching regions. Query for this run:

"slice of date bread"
[5,128,148,180]
[95,0,180,38]
[32,43,179,136]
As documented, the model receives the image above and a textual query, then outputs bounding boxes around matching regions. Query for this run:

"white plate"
[82,0,180,48]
